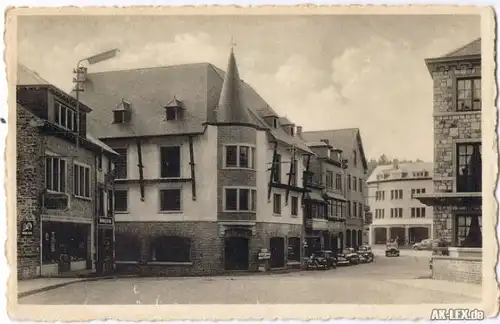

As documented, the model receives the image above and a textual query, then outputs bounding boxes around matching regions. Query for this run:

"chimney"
[296,126,303,136]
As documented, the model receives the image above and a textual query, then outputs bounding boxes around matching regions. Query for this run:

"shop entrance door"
[98,228,114,274]
[224,237,249,271]
[269,237,285,268]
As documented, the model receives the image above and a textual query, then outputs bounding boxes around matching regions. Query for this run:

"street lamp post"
[73,48,120,153]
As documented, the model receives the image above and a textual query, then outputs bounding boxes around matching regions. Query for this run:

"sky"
[17,14,480,161]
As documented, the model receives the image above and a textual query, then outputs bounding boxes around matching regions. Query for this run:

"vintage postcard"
[5,5,499,321]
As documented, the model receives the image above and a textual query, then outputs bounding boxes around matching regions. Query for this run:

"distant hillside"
[366,155,424,178]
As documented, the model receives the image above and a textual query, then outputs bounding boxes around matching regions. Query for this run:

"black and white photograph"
[6,5,498,321]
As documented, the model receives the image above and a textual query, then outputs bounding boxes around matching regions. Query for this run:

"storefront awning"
[305,191,326,202]
[414,192,482,207]
[323,192,347,202]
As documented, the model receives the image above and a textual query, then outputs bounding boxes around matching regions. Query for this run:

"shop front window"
[42,222,89,264]
[115,233,141,261]
[150,236,191,262]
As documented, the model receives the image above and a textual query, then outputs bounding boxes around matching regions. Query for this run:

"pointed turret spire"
[214,46,254,125]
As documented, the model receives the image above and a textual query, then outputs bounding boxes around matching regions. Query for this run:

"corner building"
[79,49,313,275]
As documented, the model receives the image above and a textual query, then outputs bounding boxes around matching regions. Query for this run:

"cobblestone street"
[19,253,481,305]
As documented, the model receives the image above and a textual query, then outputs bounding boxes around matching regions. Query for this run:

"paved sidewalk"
[385,279,482,299]
[17,278,87,298]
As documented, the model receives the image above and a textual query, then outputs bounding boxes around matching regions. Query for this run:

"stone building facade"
[415,38,482,284]
[301,128,368,249]
[16,65,117,279]
[78,48,312,276]
[301,139,347,255]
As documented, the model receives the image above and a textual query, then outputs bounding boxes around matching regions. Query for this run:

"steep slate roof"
[366,162,433,184]
[212,49,256,126]
[79,55,312,154]
[301,128,368,170]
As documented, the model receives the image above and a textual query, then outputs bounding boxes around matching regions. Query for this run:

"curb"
[17,275,138,299]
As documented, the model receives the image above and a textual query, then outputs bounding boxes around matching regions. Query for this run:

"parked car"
[385,241,400,257]
[357,245,374,263]
[339,248,360,265]
[305,253,331,270]
[316,250,337,269]
[412,239,434,250]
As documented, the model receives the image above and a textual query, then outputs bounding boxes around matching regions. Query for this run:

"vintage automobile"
[412,238,434,250]
[385,241,400,257]
[339,247,360,265]
[305,252,331,270]
[316,250,337,269]
[357,245,374,263]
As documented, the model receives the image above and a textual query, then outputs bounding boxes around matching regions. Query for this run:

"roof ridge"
[87,62,216,76]
[441,37,481,58]
[302,127,359,133]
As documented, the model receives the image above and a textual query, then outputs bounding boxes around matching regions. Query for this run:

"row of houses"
[16,48,369,279]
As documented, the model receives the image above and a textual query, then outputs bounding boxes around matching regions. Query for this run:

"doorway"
[270,237,285,268]
[224,237,249,270]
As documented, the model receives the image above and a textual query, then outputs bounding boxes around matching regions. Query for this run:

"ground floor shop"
[114,221,304,276]
[370,224,433,246]
[41,220,94,276]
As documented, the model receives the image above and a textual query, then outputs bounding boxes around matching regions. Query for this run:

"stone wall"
[17,105,44,279]
[431,256,482,284]
[430,60,482,244]
[114,221,303,275]
[114,221,222,276]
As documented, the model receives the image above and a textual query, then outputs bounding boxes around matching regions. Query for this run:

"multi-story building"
[16,65,118,279]
[302,139,347,254]
[301,128,368,248]
[77,48,313,275]
[414,38,482,283]
[367,162,434,246]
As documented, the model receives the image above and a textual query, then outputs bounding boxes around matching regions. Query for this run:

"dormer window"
[166,107,178,121]
[164,96,184,122]
[290,126,295,136]
[113,110,131,124]
[113,99,131,124]
[273,118,279,128]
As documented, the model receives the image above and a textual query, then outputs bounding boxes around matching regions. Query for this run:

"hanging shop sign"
[20,220,34,236]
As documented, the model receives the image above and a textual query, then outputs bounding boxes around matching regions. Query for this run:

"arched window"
[150,236,191,262]
[115,233,141,261]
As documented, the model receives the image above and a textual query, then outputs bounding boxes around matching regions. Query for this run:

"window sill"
[222,167,256,171]
[74,195,92,201]
[158,210,183,214]
[114,211,130,214]
[291,214,299,218]
[273,213,282,217]
[222,210,257,213]
[45,190,66,195]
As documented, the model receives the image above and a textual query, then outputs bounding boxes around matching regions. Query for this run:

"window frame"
[44,153,67,193]
[223,144,256,170]
[54,101,77,132]
[455,213,482,248]
[159,145,182,178]
[223,187,257,212]
[325,170,334,189]
[291,196,299,216]
[114,189,129,213]
[455,141,482,193]
[456,77,481,112]
[273,193,282,215]
[159,188,182,213]
[73,162,92,199]
[113,147,128,179]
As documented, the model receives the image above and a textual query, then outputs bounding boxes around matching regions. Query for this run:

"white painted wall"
[114,126,218,222]
[256,131,304,225]
[367,178,434,227]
